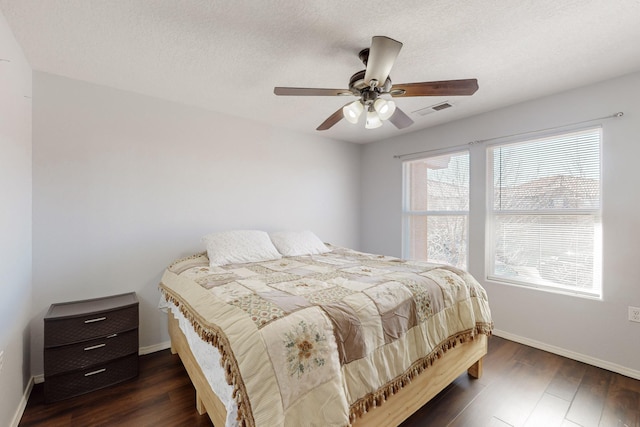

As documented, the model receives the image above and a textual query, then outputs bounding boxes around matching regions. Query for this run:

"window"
[403,150,469,269]
[487,127,602,297]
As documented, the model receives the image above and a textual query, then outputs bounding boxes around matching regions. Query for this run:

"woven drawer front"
[45,353,138,403]
[45,305,138,347]
[44,329,138,376]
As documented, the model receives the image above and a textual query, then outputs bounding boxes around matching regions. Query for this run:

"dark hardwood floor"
[19,337,640,427]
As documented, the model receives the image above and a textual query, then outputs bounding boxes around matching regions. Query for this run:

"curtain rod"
[393,111,624,159]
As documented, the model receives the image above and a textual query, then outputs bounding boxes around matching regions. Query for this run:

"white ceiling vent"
[413,101,454,116]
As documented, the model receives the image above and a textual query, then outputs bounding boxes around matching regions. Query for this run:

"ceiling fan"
[274,36,479,131]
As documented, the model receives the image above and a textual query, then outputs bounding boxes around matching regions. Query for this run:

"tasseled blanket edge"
[160,285,255,427]
[347,324,493,424]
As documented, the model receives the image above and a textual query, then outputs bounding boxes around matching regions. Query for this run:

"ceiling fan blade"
[274,87,352,96]
[316,104,350,131]
[363,36,403,88]
[388,107,414,129]
[390,79,479,97]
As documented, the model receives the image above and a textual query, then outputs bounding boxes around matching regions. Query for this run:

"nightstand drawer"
[44,353,138,403]
[44,329,138,376]
[45,305,138,347]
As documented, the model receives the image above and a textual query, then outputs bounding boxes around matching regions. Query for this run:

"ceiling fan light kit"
[374,98,396,120]
[274,36,479,131]
[343,100,364,124]
[365,108,383,129]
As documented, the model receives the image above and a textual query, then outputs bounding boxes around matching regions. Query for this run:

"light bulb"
[342,101,364,124]
[365,110,383,129]
[373,98,396,121]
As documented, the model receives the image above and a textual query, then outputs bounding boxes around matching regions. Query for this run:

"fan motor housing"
[349,70,392,97]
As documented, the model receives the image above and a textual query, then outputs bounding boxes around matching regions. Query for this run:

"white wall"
[361,71,640,376]
[0,10,32,427]
[31,72,361,375]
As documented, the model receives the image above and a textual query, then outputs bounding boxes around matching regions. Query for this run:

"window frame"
[485,126,603,298]
[402,148,471,269]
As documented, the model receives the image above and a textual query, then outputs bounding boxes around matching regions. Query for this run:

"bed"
[159,231,492,427]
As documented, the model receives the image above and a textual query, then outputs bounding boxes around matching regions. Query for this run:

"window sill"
[484,275,602,301]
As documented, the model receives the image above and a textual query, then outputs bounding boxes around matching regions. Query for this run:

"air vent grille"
[413,101,454,116]
[432,102,452,111]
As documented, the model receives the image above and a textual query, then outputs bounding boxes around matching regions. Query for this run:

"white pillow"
[202,230,281,267]
[269,230,330,257]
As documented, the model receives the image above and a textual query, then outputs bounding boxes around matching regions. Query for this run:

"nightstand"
[43,292,139,402]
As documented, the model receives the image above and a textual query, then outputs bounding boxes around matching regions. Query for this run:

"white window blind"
[488,127,602,296]
[403,150,469,269]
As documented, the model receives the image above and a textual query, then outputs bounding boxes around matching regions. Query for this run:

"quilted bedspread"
[159,246,492,427]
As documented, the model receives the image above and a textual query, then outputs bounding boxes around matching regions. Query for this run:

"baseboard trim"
[493,329,640,380]
[139,340,171,355]
[11,376,34,427]
[15,335,638,426]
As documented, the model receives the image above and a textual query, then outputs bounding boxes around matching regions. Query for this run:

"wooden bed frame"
[169,314,487,426]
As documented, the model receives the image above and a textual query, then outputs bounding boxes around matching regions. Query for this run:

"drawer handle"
[84,317,107,324]
[84,343,106,351]
[106,333,118,339]
[84,368,106,377]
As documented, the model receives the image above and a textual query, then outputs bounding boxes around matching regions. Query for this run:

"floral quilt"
[159,246,492,426]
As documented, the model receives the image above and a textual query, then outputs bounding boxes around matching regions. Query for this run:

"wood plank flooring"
[19,337,640,427]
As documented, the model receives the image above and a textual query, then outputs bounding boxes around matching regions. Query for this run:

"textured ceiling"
[2,0,640,144]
